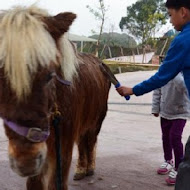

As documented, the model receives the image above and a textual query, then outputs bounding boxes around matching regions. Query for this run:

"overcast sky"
[0,0,172,37]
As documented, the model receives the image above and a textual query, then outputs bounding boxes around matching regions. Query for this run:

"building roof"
[67,33,97,42]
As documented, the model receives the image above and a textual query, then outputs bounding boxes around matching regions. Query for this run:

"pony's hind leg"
[86,132,97,176]
[74,127,100,180]
[86,109,107,176]
[74,135,88,180]
[74,108,107,180]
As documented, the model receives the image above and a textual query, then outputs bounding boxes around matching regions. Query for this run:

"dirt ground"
[1,70,190,190]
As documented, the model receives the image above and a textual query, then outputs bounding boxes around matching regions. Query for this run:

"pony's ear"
[43,12,76,41]
[54,12,76,32]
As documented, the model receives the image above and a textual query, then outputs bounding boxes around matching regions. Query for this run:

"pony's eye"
[46,73,54,82]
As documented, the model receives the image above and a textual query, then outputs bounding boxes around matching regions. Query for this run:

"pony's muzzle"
[9,149,47,177]
[9,152,45,177]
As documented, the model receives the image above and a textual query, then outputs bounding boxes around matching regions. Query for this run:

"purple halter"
[4,119,50,143]
[1,73,71,143]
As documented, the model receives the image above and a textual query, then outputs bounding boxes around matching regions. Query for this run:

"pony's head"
[0,5,78,177]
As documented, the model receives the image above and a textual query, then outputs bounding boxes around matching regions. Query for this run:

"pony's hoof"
[73,172,86,180]
[86,169,94,176]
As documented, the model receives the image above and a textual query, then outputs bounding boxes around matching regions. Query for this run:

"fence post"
[118,66,121,73]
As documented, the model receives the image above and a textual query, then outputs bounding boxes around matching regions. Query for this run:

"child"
[115,0,190,187]
[152,73,190,185]
[116,1,190,184]
[116,0,190,98]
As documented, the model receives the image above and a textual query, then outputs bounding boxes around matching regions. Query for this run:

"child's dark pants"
[161,117,186,169]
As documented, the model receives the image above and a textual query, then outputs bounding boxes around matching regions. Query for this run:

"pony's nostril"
[37,153,42,160]
[36,153,43,166]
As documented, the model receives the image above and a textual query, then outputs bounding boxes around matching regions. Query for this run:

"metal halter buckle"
[26,128,45,143]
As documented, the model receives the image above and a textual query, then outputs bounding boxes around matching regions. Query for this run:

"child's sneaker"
[157,160,173,175]
[165,169,177,185]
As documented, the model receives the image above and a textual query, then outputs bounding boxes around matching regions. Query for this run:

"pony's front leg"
[26,162,56,190]
[60,138,75,190]
[27,175,44,190]
[27,174,57,190]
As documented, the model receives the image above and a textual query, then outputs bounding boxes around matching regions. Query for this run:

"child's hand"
[116,86,133,96]
[152,113,159,117]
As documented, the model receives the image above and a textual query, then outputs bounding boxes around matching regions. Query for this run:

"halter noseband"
[4,119,50,143]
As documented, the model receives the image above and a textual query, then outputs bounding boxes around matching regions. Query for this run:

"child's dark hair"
[166,0,190,9]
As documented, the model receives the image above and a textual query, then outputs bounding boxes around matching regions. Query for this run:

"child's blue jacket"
[133,22,190,97]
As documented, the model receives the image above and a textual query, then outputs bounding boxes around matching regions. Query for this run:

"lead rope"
[52,103,62,190]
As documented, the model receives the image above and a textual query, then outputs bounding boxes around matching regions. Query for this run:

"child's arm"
[152,88,161,117]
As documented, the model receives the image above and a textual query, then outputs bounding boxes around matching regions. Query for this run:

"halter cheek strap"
[4,119,50,143]
[51,72,72,86]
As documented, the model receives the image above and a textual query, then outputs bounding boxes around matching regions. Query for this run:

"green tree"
[86,0,108,57]
[119,0,168,45]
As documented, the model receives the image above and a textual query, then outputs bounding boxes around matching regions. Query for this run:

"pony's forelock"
[0,6,57,100]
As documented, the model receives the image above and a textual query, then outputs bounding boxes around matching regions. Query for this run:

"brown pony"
[0,6,110,190]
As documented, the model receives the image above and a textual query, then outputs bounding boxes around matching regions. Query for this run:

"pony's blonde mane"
[0,6,79,100]
[59,34,79,82]
[0,6,57,100]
